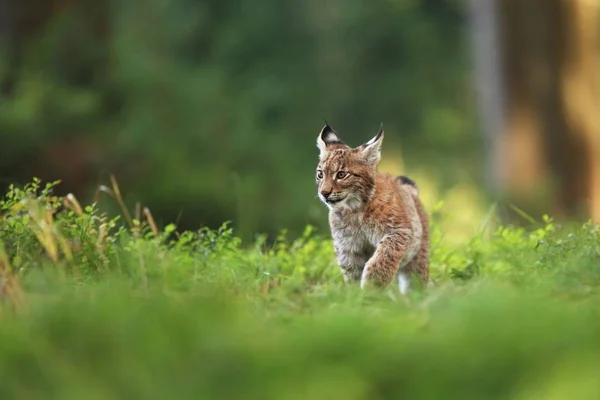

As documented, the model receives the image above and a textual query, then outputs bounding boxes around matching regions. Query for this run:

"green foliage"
[0,178,125,275]
[1,181,600,398]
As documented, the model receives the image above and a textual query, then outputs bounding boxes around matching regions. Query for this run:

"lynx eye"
[316,170,324,179]
[336,171,347,179]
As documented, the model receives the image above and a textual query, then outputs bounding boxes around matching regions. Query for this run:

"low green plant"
[0,179,600,399]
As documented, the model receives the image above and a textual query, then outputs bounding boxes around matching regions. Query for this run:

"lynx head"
[315,123,384,210]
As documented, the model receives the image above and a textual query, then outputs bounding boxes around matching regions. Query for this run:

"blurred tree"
[0,0,110,195]
[472,0,600,223]
[0,0,473,240]
[468,0,504,197]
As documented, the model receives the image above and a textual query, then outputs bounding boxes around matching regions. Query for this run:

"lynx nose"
[320,189,332,199]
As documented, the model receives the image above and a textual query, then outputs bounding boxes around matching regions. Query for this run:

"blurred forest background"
[0,0,598,242]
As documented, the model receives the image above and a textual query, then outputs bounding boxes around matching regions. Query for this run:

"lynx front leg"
[341,266,362,283]
[335,249,370,284]
[361,233,409,289]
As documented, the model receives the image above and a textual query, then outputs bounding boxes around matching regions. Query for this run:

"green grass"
[1,179,600,399]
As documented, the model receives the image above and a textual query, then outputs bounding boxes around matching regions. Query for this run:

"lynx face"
[315,124,383,211]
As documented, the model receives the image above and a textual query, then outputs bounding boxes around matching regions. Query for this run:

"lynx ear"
[360,124,384,164]
[316,123,344,157]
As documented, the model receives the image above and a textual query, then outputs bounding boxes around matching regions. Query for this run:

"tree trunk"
[483,0,600,223]
[467,0,506,197]
[549,0,600,223]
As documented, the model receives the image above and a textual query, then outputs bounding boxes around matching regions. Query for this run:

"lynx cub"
[315,123,429,294]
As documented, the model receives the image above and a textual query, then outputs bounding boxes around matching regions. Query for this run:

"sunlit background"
[1,0,598,243]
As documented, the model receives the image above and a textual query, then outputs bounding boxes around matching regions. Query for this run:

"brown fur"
[315,124,429,292]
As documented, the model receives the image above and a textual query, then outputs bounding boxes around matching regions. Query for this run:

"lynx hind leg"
[409,192,431,290]
[397,271,411,295]
[397,227,430,295]
[399,235,430,294]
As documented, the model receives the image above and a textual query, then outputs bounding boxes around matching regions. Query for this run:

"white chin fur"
[319,194,362,211]
[319,196,342,210]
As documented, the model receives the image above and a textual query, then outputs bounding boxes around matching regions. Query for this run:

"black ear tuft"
[361,123,384,148]
[319,123,344,145]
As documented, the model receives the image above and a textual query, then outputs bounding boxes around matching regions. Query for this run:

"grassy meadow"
[1,178,600,399]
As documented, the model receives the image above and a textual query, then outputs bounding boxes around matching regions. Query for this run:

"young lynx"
[315,123,429,294]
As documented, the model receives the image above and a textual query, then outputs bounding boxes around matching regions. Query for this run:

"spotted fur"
[315,124,429,293]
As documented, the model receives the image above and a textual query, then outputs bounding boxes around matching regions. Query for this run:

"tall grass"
[1,179,600,399]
